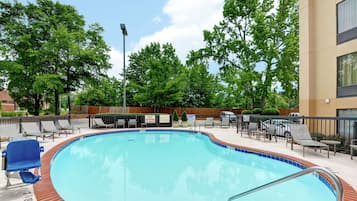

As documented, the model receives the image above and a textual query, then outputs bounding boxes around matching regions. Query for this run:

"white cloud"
[152,16,162,24]
[134,0,224,61]
[107,46,125,79]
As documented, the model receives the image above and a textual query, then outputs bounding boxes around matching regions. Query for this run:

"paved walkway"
[1,126,356,201]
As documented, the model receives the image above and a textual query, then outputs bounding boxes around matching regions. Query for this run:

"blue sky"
[17,0,224,77]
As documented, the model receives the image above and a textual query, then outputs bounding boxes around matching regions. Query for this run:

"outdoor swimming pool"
[50,130,336,201]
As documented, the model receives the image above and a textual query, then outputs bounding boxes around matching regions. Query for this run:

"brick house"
[0,90,16,112]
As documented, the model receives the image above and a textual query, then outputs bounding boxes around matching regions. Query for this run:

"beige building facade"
[299,0,357,117]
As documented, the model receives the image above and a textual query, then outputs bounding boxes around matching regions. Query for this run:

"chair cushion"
[19,171,41,184]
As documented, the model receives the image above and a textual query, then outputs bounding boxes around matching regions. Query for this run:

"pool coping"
[33,128,357,201]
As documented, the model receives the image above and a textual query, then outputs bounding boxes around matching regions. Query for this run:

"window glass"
[337,109,357,138]
[338,52,357,87]
[338,0,357,34]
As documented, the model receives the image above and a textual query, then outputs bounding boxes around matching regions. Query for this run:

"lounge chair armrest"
[2,150,6,157]
[286,135,293,141]
[352,139,357,145]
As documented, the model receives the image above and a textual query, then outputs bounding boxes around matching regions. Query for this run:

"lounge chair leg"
[6,172,10,187]
[352,147,354,160]
[303,147,305,157]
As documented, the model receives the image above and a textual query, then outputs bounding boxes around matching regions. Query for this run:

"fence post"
[353,122,357,140]
[19,117,22,133]
[88,115,91,128]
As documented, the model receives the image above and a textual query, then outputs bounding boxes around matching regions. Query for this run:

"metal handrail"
[227,166,343,201]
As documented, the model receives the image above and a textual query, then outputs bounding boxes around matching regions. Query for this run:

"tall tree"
[74,77,122,106]
[0,0,110,115]
[127,43,185,111]
[183,51,218,107]
[201,0,299,108]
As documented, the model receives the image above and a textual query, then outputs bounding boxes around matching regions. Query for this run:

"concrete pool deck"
[1,126,357,201]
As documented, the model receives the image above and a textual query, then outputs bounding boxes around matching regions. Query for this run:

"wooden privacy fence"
[72,105,298,119]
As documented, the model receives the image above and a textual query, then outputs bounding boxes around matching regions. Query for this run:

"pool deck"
[1,126,357,201]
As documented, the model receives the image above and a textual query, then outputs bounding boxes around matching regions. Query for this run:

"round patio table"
[320,140,341,158]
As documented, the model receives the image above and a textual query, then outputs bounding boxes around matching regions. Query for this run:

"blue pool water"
[51,130,336,201]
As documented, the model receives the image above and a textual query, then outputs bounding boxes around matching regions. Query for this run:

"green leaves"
[127,43,185,108]
[0,0,110,115]
[200,0,299,109]
[33,74,63,93]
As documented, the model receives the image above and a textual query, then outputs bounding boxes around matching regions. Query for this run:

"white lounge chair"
[221,117,230,128]
[21,122,54,142]
[116,119,125,128]
[128,119,137,128]
[351,139,357,160]
[93,118,115,128]
[204,117,214,128]
[289,124,328,157]
[55,119,74,133]
[41,121,69,136]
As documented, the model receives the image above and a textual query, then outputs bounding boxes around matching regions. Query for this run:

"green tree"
[182,51,217,107]
[0,0,110,115]
[127,42,186,111]
[181,111,188,122]
[172,110,179,122]
[74,77,122,106]
[200,0,299,108]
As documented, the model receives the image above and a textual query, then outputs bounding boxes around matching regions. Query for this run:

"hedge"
[241,110,252,114]
[252,108,263,114]
[262,108,280,115]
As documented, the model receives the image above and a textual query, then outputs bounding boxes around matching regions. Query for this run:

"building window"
[337,52,357,97]
[337,109,357,139]
[337,0,357,44]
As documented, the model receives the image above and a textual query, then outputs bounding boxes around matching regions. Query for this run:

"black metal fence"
[236,114,357,153]
[0,115,73,133]
[90,114,172,128]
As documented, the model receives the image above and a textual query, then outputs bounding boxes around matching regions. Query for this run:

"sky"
[18,0,225,78]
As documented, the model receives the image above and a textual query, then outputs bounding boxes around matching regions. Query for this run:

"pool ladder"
[227,166,343,201]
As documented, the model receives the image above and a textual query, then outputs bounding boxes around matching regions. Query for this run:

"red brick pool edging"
[33,129,357,201]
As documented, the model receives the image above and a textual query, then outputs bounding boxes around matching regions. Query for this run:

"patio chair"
[55,119,74,133]
[221,117,230,128]
[0,136,10,149]
[289,124,328,157]
[266,126,277,142]
[128,119,137,128]
[247,122,258,137]
[204,117,214,128]
[2,139,44,186]
[41,121,69,136]
[117,119,125,128]
[93,118,115,128]
[351,139,357,160]
[21,122,54,142]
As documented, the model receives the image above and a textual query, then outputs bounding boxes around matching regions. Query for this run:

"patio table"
[320,140,341,158]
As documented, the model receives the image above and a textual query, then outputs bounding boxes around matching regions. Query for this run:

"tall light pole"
[120,24,128,113]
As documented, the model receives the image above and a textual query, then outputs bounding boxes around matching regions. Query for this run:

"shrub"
[241,110,252,114]
[173,110,179,121]
[262,108,280,115]
[1,111,26,117]
[181,111,188,122]
[252,108,263,114]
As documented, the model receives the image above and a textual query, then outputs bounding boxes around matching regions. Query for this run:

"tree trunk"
[67,94,71,115]
[34,95,41,116]
[260,96,266,109]
[54,90,60,115]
